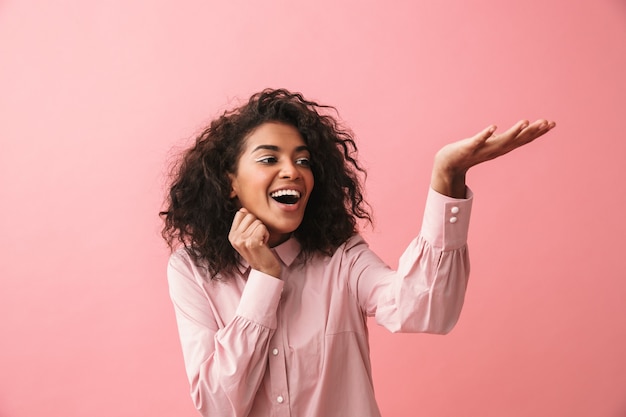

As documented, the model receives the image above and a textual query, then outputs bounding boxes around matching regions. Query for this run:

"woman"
[160,88,555,416]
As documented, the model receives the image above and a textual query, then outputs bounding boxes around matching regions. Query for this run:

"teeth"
[270,189,301,198]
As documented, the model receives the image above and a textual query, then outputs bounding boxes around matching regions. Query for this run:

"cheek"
[236,175,273,203]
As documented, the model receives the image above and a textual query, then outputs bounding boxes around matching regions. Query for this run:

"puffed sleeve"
[167,252,283,417]
[347,187,473,334]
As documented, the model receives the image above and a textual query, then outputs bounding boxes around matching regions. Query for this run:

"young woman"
[160,88,555,417]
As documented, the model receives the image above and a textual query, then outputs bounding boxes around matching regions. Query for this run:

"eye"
[256,156,278,164]
[295,157,311,167]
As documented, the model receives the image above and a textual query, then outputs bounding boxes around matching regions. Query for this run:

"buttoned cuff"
[420,187,473,251]
[236,271,284,329]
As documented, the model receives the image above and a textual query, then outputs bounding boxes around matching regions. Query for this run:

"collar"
[237,237,302,274]
[272,237,302,267]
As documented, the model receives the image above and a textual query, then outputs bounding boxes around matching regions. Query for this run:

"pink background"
[1,1,625,416]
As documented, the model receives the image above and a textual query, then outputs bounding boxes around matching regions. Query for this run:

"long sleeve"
[349,187,473,334]
[167,254,284,417]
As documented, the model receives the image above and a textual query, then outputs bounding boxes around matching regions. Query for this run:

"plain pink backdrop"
[1,1,625,416]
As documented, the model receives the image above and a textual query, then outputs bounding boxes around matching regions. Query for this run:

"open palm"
[431,119,556,197]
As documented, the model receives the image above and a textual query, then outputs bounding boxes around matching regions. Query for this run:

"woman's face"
[229,122,314,247]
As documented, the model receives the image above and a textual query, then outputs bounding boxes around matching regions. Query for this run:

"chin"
[270,222,302,235]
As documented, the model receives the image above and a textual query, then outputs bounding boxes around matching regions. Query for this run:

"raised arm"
[352,119,555,333]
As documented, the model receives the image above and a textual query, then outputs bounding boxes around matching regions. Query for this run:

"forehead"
[242,122,306,151]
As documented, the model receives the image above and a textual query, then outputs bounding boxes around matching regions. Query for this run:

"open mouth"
[270,189,301,205]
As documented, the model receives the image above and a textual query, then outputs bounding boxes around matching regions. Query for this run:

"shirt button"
[272,348,279,356]
[277,395,284,404]
[450,206,459,214]
[449,216,458,224]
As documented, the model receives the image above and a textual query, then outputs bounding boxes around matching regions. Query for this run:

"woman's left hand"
[431,119,556,198]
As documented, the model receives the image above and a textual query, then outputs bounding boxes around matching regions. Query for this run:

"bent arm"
[168,255,283,416]
[350,187,472,334]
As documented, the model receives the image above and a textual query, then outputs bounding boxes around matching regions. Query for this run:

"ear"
[228,173,238,198]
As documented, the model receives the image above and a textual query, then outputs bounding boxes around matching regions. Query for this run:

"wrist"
[430,163,467,198]
[255,263,282,279]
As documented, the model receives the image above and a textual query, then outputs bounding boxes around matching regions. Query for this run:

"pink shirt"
[167,188,473,417]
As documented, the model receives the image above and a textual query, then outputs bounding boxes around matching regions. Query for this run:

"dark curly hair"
[160,88,372,279]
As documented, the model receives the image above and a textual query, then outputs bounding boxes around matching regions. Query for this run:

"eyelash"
[256,156,311,167]
[256,156,278,164]
[296,157,311,167]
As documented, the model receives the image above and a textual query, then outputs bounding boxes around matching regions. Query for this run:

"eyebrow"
[251,145,310,153]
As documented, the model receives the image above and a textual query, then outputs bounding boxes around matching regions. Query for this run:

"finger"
[233,220,269,253]
[231,208,247,230]
[248,221,270,247]
[518,119,556,142]
[493,120,543,150]
[473,121,528,161]
[471,124,497,146]
[512,119,530,136]
[535,119,556,132]
[493,120,529,143]
[239,213,261,234]
[232,208,259,232]
[230,209,261,242]
[492,119,555,157]
[230,219,266,249]
[234,209,269,245]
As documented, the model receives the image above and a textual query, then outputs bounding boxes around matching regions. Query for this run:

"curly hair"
[160,88,371,279]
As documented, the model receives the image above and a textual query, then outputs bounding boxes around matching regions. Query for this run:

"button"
[272,348,279,356]
[277,395,284,404]
[449,217,458,224]
[450,206,459,214]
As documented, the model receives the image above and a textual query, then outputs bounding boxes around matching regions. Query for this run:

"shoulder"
[341,233,369,252]
[334,233,388,271]
[167,248,221,283]
[324,233,371,263]
[167,248,194,273]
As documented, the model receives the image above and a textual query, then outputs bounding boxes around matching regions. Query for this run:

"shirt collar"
[237,237,302,274]
[272,237,302,267]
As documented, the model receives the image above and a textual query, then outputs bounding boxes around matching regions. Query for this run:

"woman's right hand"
[228,208,282,279]
[430,119,556,198]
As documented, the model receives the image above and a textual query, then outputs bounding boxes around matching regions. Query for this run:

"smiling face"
[229,122,314,247]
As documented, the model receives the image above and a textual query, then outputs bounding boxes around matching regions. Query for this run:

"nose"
[279,160,300,179]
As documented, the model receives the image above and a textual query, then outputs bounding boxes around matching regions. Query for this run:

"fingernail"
[520,121,529,129]
[539,122,547,129]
